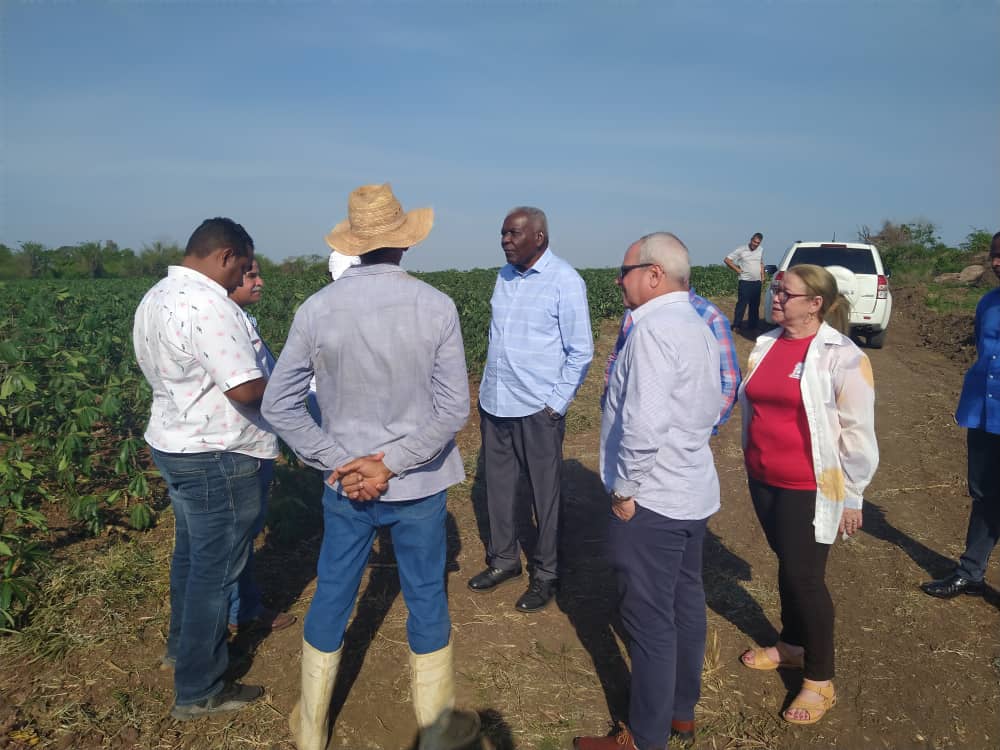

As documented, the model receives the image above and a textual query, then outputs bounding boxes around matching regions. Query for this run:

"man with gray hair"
[575,233,721,750]
[469,206,593,613]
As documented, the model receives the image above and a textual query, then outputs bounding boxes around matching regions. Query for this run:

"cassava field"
[0,266,998,750]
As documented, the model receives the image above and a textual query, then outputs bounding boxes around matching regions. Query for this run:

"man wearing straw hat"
[468,206,594,612]
[262,184,473,750]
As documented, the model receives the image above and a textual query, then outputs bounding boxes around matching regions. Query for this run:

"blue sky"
[2,0,998,271]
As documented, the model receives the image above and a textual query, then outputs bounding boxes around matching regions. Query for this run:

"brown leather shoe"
[228,608,297,635]
[573,722,640,750]
[670,719,695,748]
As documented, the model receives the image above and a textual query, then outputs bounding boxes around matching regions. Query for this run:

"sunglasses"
[618,263,654,280]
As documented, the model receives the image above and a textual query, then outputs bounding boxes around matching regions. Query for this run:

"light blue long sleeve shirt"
[479,249,594,417]
[261,264,469,501]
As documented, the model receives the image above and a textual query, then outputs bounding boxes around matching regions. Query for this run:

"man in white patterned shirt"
[575,233,721,750]
[133,218,277,720]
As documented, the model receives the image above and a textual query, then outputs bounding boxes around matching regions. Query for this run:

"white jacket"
[739,323,879,544]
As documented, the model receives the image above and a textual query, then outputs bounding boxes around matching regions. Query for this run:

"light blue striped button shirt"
[479,249,594,417]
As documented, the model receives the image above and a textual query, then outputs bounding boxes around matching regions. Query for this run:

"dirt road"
[1,290,997,750]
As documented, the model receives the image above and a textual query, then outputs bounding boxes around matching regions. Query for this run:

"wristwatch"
[611,492,631,504]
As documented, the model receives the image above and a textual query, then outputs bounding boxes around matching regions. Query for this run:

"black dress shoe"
[468,565,522,592]
[515,578,557,612]
[920,573,985,599]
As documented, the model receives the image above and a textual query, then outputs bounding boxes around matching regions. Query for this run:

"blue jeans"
[304,487,451,655]
[957,428,1000,582]
[734,280,762,329]
[608,505,708,750]
[228,459,274,625]
[151,448,263,705]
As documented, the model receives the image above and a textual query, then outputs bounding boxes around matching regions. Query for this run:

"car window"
[788,246,878,274]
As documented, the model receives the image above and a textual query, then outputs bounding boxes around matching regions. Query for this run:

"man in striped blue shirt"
[469,206,594,612]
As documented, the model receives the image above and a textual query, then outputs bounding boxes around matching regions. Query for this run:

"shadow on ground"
[862,501,957,579]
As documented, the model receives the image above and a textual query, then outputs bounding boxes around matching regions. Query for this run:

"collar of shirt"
[167,265,229,298]
[338,262,408,280]
[504,247,554,278]
[630,290,690,325]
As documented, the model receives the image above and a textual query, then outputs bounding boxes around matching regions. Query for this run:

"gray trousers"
[479,405,565,582]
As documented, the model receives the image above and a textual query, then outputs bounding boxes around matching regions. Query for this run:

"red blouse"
[744,334,817,490]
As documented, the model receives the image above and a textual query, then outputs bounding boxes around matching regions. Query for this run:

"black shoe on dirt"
[170,682,264,721]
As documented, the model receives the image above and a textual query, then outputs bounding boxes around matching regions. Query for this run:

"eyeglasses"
[771,286,815,303]
[618,263,654,280]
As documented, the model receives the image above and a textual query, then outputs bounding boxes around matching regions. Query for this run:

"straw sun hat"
[325,183,434,256]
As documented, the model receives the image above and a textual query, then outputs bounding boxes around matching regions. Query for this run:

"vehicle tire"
[868,329,887,349]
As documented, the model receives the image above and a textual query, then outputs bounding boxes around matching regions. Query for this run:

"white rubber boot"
[289,640,341,750]
[411,640,483,750]
[410,640,455,728]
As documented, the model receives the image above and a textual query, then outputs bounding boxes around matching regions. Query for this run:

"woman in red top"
[737,264,877,726]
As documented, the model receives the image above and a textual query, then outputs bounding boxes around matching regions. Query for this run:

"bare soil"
[2,289,998,750]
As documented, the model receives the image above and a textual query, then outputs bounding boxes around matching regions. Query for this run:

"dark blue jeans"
[734,280,762,329]
[228,458,274,625]
[608,505,708,750]
[304,487,451,655]
[957,428,1000,582]
[151,448,263,705]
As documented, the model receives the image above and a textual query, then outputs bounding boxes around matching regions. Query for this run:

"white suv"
[764,242,892,348]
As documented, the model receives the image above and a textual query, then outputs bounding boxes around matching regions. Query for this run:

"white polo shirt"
[726,243,764,281]
[133,265,279,458]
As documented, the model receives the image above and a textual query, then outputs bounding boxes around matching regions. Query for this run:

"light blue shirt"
[600,291,721,520]
[479,249,594,417]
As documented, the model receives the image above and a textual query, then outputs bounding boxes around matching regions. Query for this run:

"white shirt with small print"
[133,265,279,458]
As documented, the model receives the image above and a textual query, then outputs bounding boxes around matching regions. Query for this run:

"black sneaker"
[170,682,264,721]
[515,578,557,613]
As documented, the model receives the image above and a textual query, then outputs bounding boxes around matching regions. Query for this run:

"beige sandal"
[783,682,836,725]
[740,646,804,671]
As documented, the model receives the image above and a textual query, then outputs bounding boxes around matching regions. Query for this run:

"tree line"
[0,221,992,281]
[0,241,328,281]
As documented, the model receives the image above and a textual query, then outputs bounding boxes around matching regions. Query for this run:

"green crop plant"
[0,262,732,627]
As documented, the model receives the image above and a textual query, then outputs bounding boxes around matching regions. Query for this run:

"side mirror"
[764,264,778,275]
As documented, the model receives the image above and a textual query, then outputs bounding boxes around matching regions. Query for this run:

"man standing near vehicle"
[724,232,765,332]
[921,231,1000,600]
[574,232,720,750]
[468,206,593,612]
[262,184,473,750]
[226,260,297,636]
[133,217,276,720]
